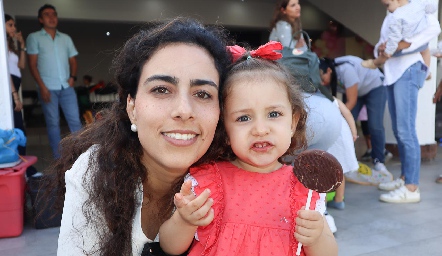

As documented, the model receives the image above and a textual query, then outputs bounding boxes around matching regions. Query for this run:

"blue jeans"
[38,87,82,158]
[351,85,387,163]
[387,62,426,185]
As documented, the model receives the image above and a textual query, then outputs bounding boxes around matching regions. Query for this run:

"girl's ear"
[126,95,137,123]
[291,112,301,135]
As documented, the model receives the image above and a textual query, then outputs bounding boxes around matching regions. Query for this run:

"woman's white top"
[8,50,21,78]
[269,20,308,51]
[57,146,151,255]
[375,13,440,85]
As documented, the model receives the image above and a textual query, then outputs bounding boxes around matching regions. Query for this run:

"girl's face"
[282,0,301,21]
[127,43,220,175]
[223,74,298,173]
[5,19,16,38]
[382,0,400,12]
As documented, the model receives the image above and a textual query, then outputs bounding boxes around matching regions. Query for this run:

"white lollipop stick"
[295,189,312,256]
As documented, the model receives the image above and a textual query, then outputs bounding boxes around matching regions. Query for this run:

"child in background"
[362,0,438,74]
[159,42,338,256]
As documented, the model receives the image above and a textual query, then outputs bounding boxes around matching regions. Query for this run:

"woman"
[51,17,231,255]
[375,7,441,203]
[5,14,40,177]
[5,14,24,113]
[319,56,393,182]
[269,0,359,230]
[269,0,306,50]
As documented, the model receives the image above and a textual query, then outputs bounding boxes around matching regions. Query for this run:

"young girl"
[159,42,338,256]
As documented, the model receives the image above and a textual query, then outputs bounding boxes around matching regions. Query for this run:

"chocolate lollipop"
[292,149,343,256]
[292,149,343,193]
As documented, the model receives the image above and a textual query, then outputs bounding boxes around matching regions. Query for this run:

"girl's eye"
[194,91,212,99]
[269,111,282,118]
[236,115,251,122]
[151,86,170,94]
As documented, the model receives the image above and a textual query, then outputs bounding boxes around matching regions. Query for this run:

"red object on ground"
[0,156,38,238]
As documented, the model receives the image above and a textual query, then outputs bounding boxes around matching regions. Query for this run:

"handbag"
[277,30,333,101]
[0,128,27,168]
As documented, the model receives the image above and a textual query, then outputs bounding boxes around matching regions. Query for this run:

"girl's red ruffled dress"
[187,161,321,256]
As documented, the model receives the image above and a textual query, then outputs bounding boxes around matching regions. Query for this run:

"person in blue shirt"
[26,4,82,158]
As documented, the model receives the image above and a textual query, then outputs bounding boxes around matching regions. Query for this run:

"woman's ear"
[126,95,137,123]
[327,67,333,75]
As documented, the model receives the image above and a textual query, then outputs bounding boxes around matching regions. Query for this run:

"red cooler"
[0,156,37,238]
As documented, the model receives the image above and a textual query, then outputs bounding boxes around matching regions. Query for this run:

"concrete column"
[0,0,14,130]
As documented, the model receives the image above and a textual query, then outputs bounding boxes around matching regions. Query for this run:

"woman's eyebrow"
[190,79,218,89]
[144,75,178,85]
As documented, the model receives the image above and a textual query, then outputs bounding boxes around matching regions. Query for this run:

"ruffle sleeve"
[188,162,224,256]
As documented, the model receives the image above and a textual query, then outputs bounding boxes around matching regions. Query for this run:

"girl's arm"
[17,32,26,69]
[159,181,214,255]
[335,97,358,141]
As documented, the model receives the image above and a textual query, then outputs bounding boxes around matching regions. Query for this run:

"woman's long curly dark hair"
[270,0,303,40]
[44,17,231,256]
[216,55,308,162]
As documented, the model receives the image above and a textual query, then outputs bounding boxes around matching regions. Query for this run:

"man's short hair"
[38,4,56,18]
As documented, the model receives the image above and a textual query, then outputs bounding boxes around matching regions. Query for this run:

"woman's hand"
[434,81,442,103]
[15,31,25,48]
[294,207,324,247]
[174,180,214,227]
[13,97,23,112]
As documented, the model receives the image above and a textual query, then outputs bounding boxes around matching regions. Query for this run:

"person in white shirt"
[374,1,441,203]
[362,0,438,74]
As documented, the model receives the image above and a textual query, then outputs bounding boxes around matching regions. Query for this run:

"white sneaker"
[324,211,337,233]
[379,185,420,203]
[378,178,405,191]
[373,161,393,182]
[384,149,393,163]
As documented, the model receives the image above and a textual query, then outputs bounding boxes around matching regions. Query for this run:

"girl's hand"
[174,180,214,227]
[294,207,324,247]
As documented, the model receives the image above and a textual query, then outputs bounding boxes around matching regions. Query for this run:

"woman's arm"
[10,78,22,112]
[58,150,102,255]
[16,32,26,69]
[336,97,358,141]
[274,21,293,48]
[434,80,442,103]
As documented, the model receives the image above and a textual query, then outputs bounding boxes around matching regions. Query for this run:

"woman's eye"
[194,91,212,99]
[269,111,281,118]
[151,86,170,94]
[236,116,250,122]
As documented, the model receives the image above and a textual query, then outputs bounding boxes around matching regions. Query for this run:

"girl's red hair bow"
[227,41,283,63]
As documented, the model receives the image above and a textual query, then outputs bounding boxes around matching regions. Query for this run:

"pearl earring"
[291,131,294,136]
[131,123,137,132]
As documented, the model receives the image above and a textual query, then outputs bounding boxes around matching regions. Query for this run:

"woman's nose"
[172,95,194,120]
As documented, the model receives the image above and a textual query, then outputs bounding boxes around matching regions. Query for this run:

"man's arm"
[68,56,77,87]
[28,54,51,103]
